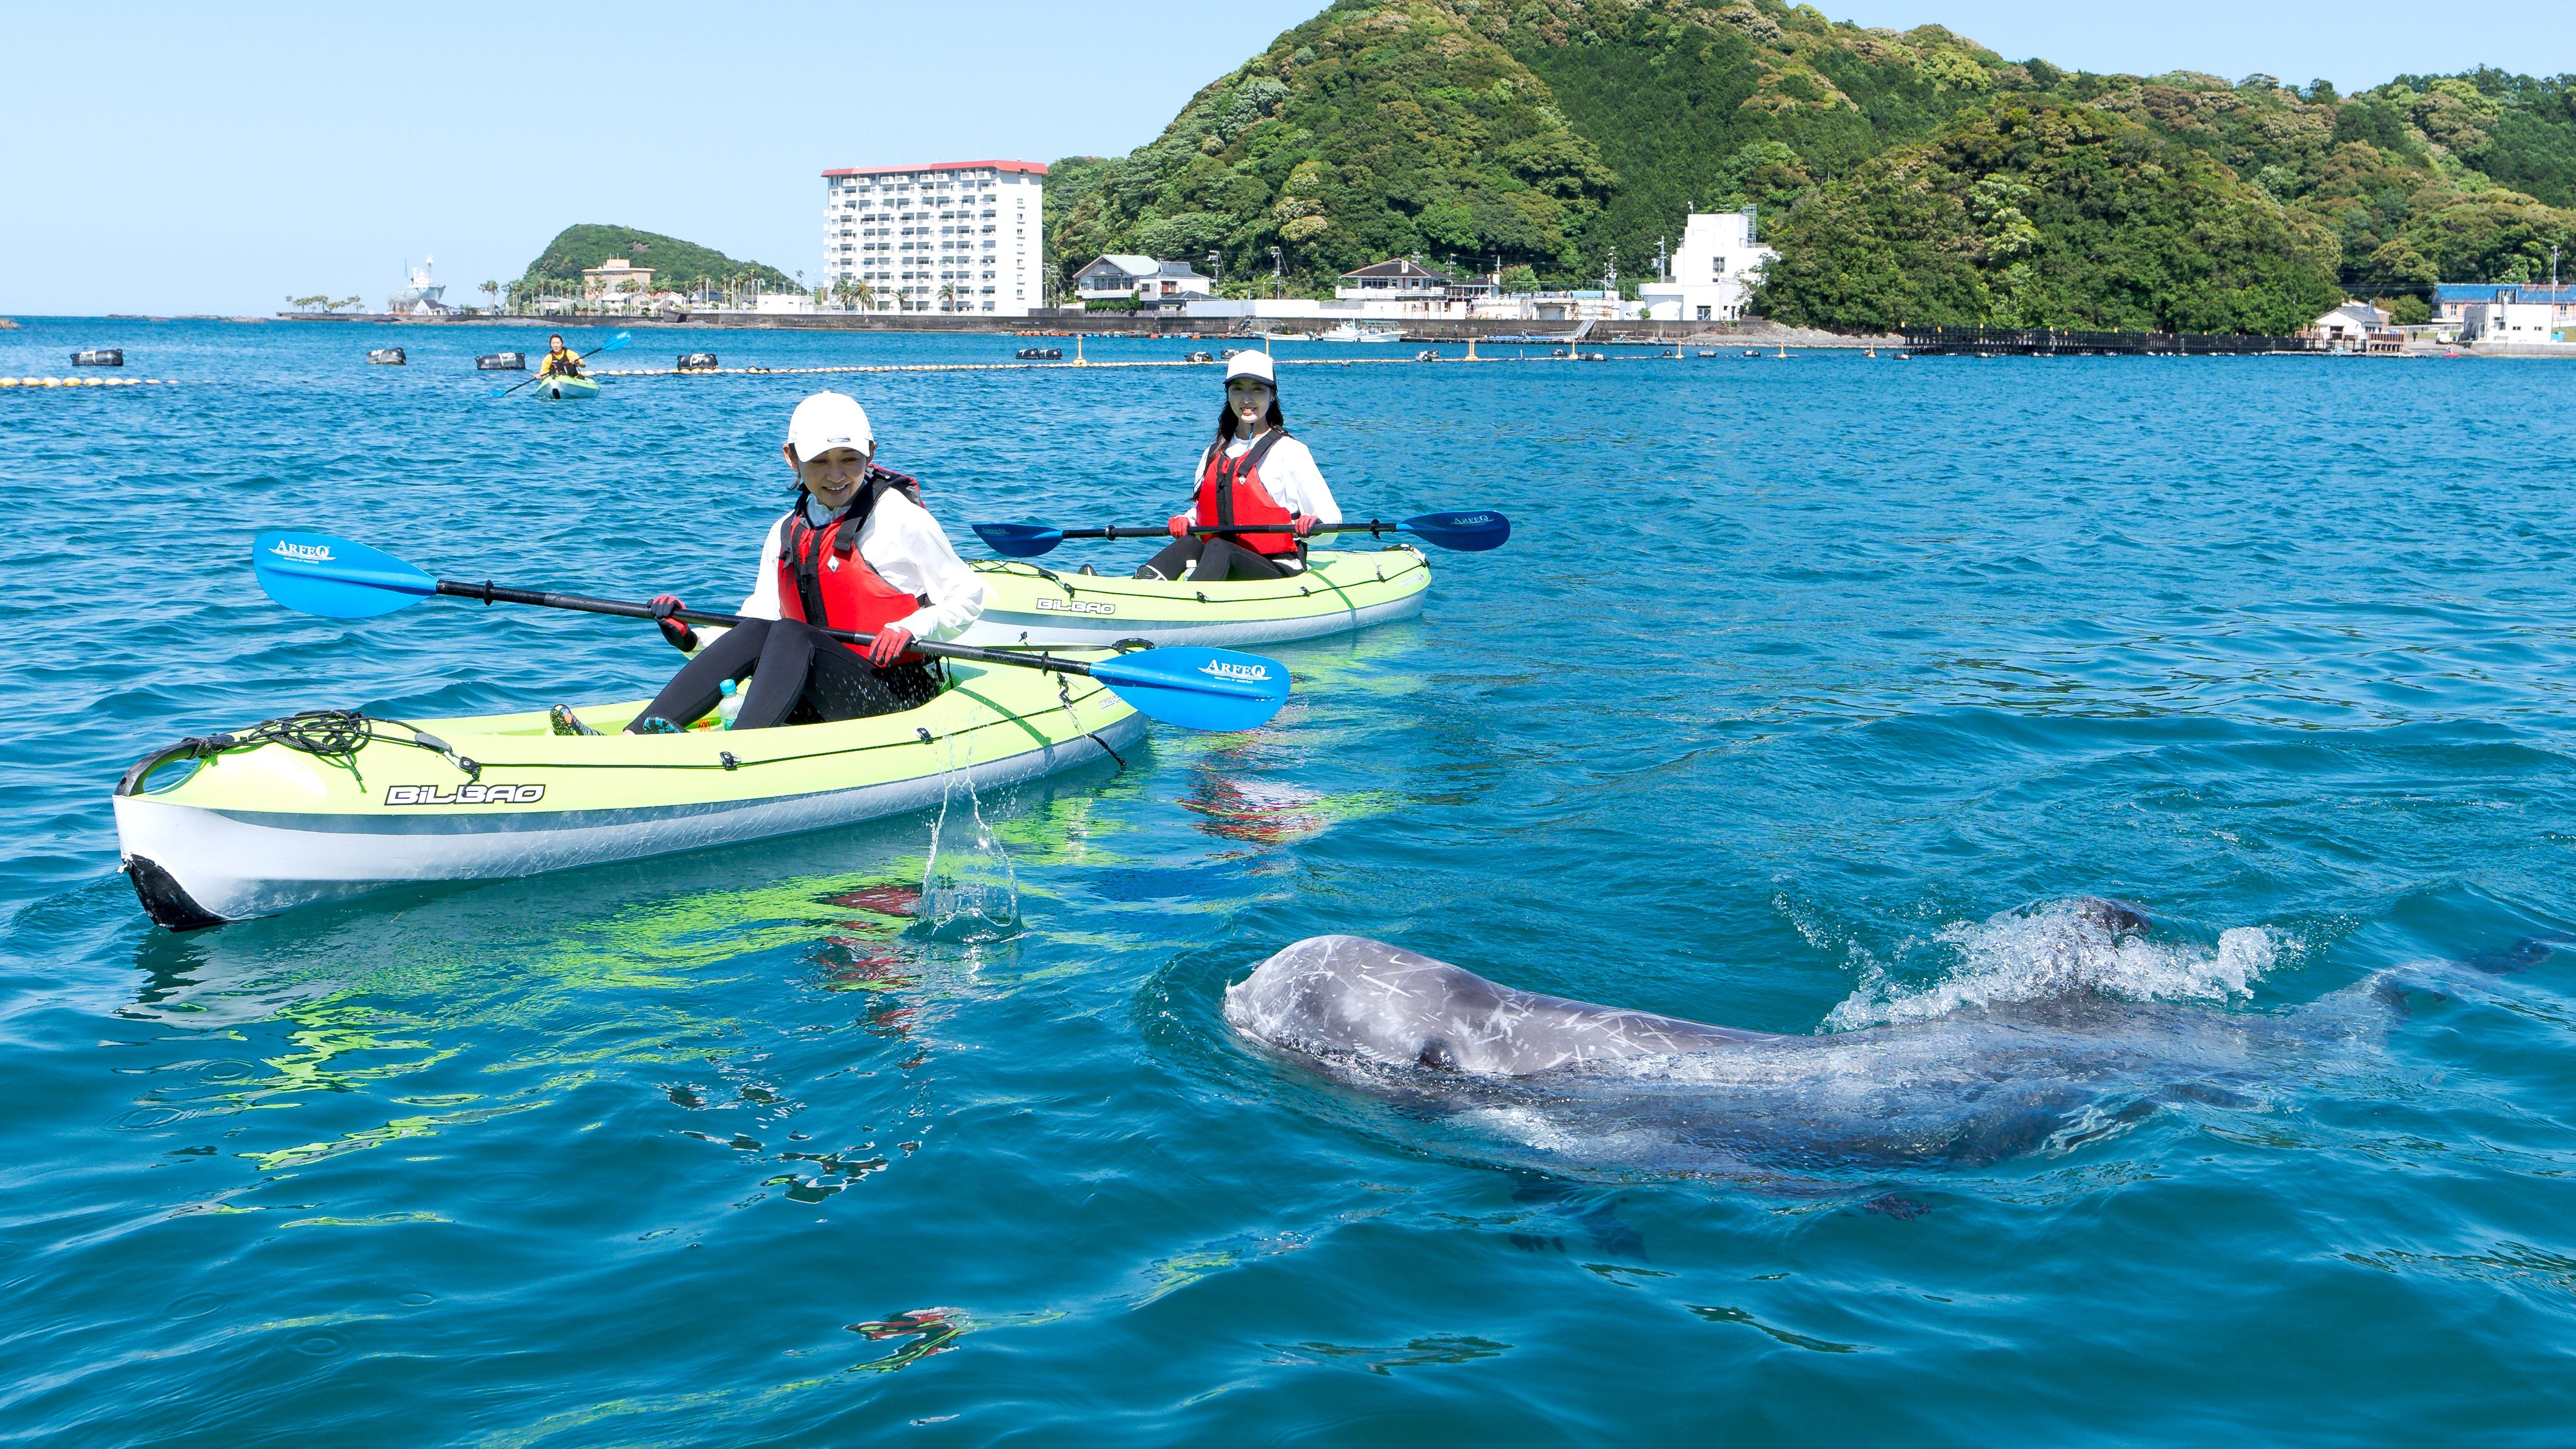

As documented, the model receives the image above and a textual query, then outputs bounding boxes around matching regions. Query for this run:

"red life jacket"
[775,471,932,664]
[1196,430,1300,557]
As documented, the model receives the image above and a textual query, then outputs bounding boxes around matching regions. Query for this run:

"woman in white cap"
[560,391,985,734]
[1134,351,1341,582]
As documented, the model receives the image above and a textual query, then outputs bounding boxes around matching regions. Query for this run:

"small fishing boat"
[531,373,599,400]
[962,547,1430,649]
[676,353,720,372]
[71,349,123,367]
[477,352,526,371]
[113,658,1142,928]
[1696,348,1719,358]
[1184,351,1215,363]
[1416,349,1441,361]
[1316,323,1401,343]
[368,348,405,365]
[1016,347,1063,360]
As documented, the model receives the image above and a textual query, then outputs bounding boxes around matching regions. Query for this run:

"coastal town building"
[1636,208,1774,323]
[581,258,654,304]
[1075,256,1213,307]
[1334,259,1453,302]
[2306,302,2405,352]
[2431,283,2576,329]
[820,160,1046,315]
[2459,297,2562,345]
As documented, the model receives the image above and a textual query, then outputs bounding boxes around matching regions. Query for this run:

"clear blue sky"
[5,1,2569,316]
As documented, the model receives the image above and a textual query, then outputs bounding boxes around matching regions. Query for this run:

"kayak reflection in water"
[1134,351,1341,582]
[555,391,986,735]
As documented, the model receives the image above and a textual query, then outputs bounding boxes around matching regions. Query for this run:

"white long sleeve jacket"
[687,490,984,651]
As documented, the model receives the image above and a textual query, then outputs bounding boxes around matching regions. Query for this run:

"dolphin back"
[1224,935,1779,1077]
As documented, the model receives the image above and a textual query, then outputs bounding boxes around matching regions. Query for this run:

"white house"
[1335,258,1455,301]
[820,159,1046,315]
[1637,208,1775,322]
[1075,256,1212,305]
[2460,298,2562,344]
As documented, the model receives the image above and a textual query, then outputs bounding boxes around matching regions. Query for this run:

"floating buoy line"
[0,377,181,388]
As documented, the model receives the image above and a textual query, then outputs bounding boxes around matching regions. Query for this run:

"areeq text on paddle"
[248,530,1291,732]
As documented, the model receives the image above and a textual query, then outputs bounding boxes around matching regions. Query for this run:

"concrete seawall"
[281,311,1897,347]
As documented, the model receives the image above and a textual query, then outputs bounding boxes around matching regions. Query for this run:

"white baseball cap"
[786,391,875,460]
[1224,352,1277,386]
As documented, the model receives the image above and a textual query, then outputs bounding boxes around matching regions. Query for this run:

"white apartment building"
[821,159,1046,316]
[1637,208,1775,322]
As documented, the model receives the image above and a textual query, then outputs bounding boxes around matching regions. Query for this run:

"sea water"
[2,318,2572,1442]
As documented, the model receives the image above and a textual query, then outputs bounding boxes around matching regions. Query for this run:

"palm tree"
[937,283,957,312]
[854,279,876,312]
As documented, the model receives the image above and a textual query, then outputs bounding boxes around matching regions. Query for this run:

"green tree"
[1759,102,2341,333]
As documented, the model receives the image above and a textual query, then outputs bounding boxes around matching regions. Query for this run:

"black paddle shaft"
[1060,520,1400,541]
[432,579,1104,677]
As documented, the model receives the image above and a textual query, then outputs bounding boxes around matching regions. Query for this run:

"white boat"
[387,257,447,315]
[1315,323,1401,343]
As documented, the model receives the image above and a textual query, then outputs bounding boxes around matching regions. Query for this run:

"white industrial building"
[2459,297,2564,345]
[1636,208,1775,322]
[821,159,1045,315]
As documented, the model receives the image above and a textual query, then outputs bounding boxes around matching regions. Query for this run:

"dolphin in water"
[1223,900,2398,1176]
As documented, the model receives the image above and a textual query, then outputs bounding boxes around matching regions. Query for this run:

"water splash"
[1826,901,2277,1030]
[916,730,1019,943]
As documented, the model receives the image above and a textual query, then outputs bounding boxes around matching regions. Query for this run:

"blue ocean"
[4,317,2570,1443]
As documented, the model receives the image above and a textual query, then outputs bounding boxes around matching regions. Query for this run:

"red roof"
[822,160,1048,178]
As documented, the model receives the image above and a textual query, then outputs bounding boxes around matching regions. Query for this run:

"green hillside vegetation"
[521,224,794,292]
[1048,0,2576,331]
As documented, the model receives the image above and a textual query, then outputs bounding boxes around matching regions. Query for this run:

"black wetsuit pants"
[630,618,938,732]
[1135,536,1296,582]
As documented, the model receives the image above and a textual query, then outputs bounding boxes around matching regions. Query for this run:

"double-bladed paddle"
[250,530,1289,732]
[971,509,1510,559]
[491,331,632,397]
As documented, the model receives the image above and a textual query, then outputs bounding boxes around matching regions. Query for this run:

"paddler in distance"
[538,333,583,379]
[551,391,985,734]
[1135,351,1341,582]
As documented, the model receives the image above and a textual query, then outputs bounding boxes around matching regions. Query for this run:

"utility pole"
[1269,245,1283,299]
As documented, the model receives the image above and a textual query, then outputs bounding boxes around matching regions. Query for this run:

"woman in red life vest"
[1135,351,1341,582]
[558,392,985,734]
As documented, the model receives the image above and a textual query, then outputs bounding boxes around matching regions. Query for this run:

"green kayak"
[961,546,1430,649]
[532,373,598,400]
[113,655,1140,929]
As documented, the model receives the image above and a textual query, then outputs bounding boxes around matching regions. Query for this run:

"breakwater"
[1904,325,2312,357]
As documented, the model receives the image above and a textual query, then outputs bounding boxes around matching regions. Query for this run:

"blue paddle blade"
[971,521,1066,558]
[1089,646,1290,732]
[1399,509,1511,551]
[251,530,437,619]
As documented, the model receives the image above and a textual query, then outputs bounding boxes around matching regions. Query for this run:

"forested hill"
[1044,0,2576,333]
[520,225,794,292]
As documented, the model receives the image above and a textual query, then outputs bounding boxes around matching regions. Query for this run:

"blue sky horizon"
[6,1,2571,316]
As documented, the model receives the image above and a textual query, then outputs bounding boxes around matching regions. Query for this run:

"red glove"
[867,625,914,667]
[1293,515,1320,537]
[1168,514,1191,537]
[650,595,697,652]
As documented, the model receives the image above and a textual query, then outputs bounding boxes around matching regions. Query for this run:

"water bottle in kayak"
[716,678,744,729]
